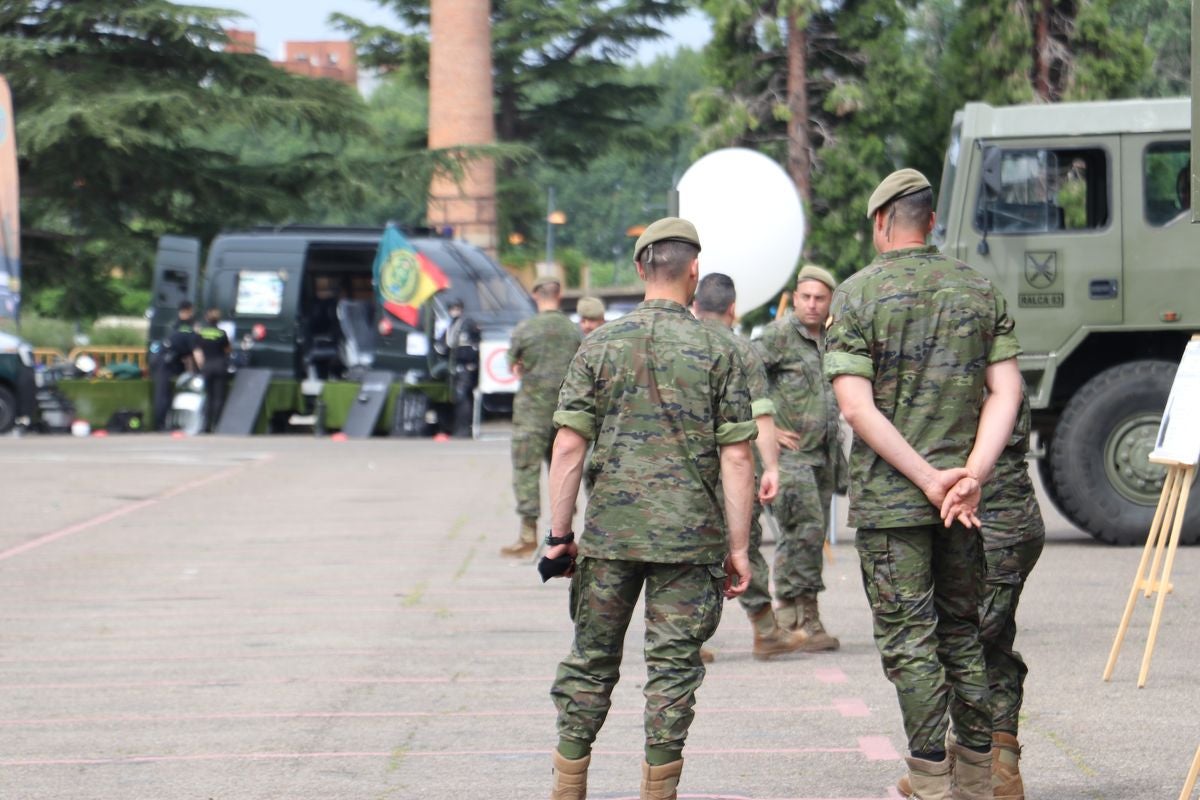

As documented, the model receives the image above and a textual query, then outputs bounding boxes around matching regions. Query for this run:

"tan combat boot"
[500,517,539,558]
[748,606,807,660]
[550,751,590,800]
[774,598,800,630]
[951,743,993,800]
[991,732,1024,800]
[698,647,715,663]
[901,754,952,799]
[641,759,683,800]
[796,592,840,651]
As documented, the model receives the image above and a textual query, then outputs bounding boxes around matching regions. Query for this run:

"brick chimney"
[426,0,497,256]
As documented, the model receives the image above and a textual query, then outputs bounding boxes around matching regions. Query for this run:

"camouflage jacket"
[757,313,840,468]
[981,391,1044,548]
[508,310,581,413]
[697,318,775,419]
[553,299,757,564]
[823,245,1022,529]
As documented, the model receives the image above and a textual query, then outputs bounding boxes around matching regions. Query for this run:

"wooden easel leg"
[1145,467,1184,599]
[1178,743,1200,800]
[1139,466,1194,688]
[1104,467,1178,681]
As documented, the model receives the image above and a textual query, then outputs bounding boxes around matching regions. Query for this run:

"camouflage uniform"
[757,314,841,601]
[823,244,1021,754]
[550,299,756,759]
[697,318,776,615]
[979,392,1044,734]
[508,310,582,523]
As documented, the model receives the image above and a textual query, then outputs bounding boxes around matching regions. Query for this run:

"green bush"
[16,314,76,352]
[88,326,145,346]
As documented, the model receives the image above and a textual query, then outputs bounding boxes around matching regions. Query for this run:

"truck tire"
[1049,360,1198,546]
[0,385,14,433]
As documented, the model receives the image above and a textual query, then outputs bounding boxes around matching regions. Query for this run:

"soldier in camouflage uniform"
[577,296,607,336]
[692,272,808,661]
[501,277,582,558]
[898,390,1043,800]
[542,219,757,800]
[757,264,844,651]
[824,169,1024,800]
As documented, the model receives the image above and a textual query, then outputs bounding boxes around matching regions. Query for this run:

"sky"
[189,1,711,64]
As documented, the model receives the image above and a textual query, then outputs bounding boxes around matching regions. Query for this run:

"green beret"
[866,168,932,220]
[633,217,701,262]
[796,264,837,292]
[531,276,561,293]
[576,296,606,320]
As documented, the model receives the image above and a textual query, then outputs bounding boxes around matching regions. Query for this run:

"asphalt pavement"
[0,431,1196,800]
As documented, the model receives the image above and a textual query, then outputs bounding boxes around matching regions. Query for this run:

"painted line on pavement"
[0,457,273,563]
[858,736,901,761]
[832,698,871,717]
[815,667,849,684]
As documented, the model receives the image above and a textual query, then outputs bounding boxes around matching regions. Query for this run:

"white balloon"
[678,148,805,316]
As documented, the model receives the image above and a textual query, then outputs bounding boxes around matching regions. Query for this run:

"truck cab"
[935,98,1199,544]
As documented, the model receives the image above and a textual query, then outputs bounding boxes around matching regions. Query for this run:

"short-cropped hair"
[888,187,934,234]
[640,240,699,281]
[695,273,736,314]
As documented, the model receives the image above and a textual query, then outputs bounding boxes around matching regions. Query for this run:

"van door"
[149,236,201,343]
[968,138,1123,356]
[210,238,306,377]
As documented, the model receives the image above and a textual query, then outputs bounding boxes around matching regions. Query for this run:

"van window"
[235,270,285,316]
[1144,141,1190,226]
[976,147,1108,234]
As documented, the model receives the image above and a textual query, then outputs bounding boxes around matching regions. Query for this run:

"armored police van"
[935,98,1199,545]
[150,225,533,432]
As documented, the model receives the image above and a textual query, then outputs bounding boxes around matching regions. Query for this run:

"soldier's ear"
[635,260,648,282]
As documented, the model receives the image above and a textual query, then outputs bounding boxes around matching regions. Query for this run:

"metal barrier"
[31,347,67,367]
[67,346,149,373]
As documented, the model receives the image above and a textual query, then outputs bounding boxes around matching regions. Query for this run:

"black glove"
[537,553,574,582]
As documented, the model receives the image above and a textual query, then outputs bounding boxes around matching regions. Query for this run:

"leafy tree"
[1111,0,1190,97]
[335,0,690,247]
[1,0,370,319]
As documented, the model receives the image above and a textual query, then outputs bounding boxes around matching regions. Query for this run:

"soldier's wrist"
[545,531,575,546]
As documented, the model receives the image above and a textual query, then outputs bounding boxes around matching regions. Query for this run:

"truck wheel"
[0,385,14,433]
[1049,360,1198,546]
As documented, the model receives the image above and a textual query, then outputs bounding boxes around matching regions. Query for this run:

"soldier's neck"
[642,283,691,306]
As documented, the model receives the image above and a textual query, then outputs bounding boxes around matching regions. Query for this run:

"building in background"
[224,30,358,89]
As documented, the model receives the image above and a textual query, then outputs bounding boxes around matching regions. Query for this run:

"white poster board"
[1150,338,1200,466]
[479,339,519,395]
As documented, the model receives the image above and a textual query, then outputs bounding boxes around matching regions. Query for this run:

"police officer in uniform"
[151,301,198,431]
[501,277,582,558]
[193,307,232,434]
[436,298,481,438]
[824,169,1023,799]
[756,264,845,651]
[576,296,606,336]
[542,219,757,800]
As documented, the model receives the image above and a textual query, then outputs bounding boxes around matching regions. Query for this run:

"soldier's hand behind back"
[776,429,802,451]
[758,468,779,504]
[939,474,982,529]
[723,551,751,599]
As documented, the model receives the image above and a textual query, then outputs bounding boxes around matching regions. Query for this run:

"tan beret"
[866,168,932,219]
[576,296,606,320]
[633,217,701,262]
[531,276,561,293]
[796,264,837,292]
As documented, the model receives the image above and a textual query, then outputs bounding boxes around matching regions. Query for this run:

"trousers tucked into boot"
[549,751,589,800]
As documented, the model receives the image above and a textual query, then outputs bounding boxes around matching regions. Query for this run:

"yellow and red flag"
[372,225,449,327]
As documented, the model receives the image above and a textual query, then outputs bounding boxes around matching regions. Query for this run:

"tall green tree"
[0,1,368,318]
[1111,0,1190,97]
[336,0,690,247]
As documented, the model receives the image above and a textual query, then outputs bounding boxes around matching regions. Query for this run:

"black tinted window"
[1144,141,1190,226]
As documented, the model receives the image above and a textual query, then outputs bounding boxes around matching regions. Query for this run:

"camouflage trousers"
[551,556,726,755]
[856,524,991,753]
[510,410,556,522]
[980,536,1044,734]
[737,500,772,615]
[774,460,833,600]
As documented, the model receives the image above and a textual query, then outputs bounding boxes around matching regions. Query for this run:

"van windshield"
[416,241,535,326]
[933,120,962,249]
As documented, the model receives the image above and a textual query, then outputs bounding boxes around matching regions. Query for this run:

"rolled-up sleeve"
[715,350,757,446]
[987,292,1023,364]
[553,349,597,439]
[823,289,874,381]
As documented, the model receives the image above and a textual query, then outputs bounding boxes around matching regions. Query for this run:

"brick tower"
[427,0,497,256]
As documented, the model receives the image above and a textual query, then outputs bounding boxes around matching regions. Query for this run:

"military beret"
[531,276,561,293]
[866,168,932,220]
[633,217,701,263]
[576,296,606,320]
[796,264,837,292]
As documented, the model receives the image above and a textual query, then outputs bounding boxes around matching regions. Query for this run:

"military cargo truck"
[935,98,1198,545]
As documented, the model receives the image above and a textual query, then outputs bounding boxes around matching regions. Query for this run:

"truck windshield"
[932,120,962,249]
[417,241,535,326]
